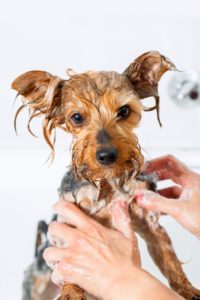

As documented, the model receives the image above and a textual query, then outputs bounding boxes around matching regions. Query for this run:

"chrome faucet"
[168,69,200,107]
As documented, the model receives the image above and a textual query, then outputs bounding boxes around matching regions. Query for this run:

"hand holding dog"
[44,200,140,299]
[44,200,182,300]
[135,155,200,239]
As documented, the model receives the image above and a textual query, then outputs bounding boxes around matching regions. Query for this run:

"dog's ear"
[11,71,65,155]
[123,51,176,126]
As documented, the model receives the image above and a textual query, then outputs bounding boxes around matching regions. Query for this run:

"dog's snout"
[96,129,111,144]
[96,147,118,165]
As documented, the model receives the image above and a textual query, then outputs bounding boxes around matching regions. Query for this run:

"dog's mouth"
[72,136,143,182]
[74,157,140,182]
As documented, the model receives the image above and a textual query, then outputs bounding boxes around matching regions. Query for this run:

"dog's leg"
[130,202,200,300]
[22,263,59,300]
[22,219,59,300]
[57,284,87,300]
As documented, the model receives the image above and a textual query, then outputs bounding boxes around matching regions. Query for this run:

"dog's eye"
[117,105,131,119]
[71,113,84,125]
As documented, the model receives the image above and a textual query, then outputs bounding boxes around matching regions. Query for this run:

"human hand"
[43,200,141,299]
[143,154,200,190]
[43,199,182,300]
[135,155,200,238]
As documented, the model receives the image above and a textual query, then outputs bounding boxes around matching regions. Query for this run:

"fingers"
[48,221,77,247]
[51,267,66,286]
[143,155,188,182]
[43,247,75,270]
[54,200,107,239]
[53,201,95,232]
[158,186,182,198]
[143,155,178,173]
[154,169,181,184]
[111,200,134,239]
[43,247,70,267]
[51,260,81,287]
[135,190,181,218]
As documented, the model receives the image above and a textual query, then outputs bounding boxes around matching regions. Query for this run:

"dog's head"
[12,51,175,181]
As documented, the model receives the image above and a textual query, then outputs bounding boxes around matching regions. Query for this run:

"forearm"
[105,268,183,300]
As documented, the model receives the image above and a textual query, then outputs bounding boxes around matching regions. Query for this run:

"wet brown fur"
[12,51,200,300]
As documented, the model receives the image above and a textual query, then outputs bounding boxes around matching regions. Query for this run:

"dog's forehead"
[63,70,138,107]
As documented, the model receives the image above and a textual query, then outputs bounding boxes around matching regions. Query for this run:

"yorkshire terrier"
[12,51,200,300]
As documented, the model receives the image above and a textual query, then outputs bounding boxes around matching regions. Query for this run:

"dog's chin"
[76,160,138,182]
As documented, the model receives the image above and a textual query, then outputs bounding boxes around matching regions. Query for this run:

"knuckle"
[166,154,175,161]
[57,258,70,273]
[43,247,53,260]
[48,221,60,233]
[76,235,85,246]
[88,222,103,235]
[165,155,176,170]
[165,154,175,166]
[76,235,89,247]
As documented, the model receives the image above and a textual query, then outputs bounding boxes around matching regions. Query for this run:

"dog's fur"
[12,51,200,300]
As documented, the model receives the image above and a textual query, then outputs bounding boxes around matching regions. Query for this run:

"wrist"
[104,267,183,300]
[102,266,139,300]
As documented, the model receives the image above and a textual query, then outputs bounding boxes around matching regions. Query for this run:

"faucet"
[168,69,200,108]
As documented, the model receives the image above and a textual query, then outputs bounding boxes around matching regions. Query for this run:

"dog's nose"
[96,147,118,165]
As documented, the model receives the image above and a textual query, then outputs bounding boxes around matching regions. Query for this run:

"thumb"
[135,190,181,218]
[111,199,135,239]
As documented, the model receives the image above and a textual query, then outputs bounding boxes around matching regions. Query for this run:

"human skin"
[44,200,182,300]
[135,155,200,239]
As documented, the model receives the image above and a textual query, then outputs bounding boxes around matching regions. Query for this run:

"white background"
[1,0,200,298]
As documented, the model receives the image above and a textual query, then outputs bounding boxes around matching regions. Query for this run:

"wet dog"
[12,51,200,300]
